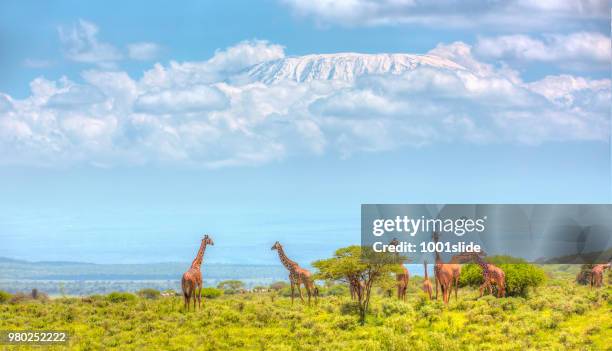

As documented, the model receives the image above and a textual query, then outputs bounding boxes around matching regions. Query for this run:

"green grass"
[1,278,610,350]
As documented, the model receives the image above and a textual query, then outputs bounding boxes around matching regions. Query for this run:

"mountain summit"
[245,53,466,84]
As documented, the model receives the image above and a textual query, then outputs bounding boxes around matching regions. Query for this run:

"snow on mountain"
[244,53,466,84]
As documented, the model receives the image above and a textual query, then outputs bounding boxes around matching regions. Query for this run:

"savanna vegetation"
[1,255,610,350]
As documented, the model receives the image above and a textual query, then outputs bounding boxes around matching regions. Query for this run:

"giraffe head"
[271,241,282,251]
[389,238,400,246]
[202,234,214,246]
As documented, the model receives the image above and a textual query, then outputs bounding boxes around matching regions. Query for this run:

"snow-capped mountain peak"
[244,53,466,84]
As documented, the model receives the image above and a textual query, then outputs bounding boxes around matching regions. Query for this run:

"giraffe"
[590,263,611,288]
[181,234,214,311]
[271,241,318,304]
[389,238,409,301]
[422,261,433,300]
[458,251,506,298]
[432,231,456,304]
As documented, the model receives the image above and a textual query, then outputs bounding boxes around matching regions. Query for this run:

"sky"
[0,0,610,264]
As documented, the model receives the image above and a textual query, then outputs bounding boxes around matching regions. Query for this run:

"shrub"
[0,290,12,303]
[459,257,546,297]
[217,280,245,294]
[269,281,287,291]
[106,292,137,303]
[31,289,49,302]
[379,299,412,317]
[137,288,160,300]
[322,284,349,296]
[339,301,360,316]
[201,287,223,299]
[9,292,30,304]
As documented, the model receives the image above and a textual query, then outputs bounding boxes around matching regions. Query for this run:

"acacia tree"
[313,245,400,324]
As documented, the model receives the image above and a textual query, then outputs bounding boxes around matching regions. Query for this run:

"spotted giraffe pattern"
[181,235,214,311]
[472,253,506,298]
[271,241,318,304]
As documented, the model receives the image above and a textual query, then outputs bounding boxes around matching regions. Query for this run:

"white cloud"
[127,42,161,60]
[135,86,228,113]
[58,20,123,67]
[59,20,163,67]
[140,40,285,89]
[475,32,610,67]
[0,40,609,167]
[281,0,608,29]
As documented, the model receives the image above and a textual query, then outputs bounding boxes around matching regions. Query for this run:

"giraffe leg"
[192,286,196,310]
[297,282,305,303]
[197,283,202,309]
[440,284,446,304]
[290,280,295,304]
[454,277,459,300]
[434,275,439,300]
[444,286,449,304]
[305,284,312,305]
[479,282,486,297]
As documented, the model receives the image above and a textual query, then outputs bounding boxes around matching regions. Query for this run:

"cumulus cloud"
[281,0,608,29]
[58,20,123,67]
[58,20,164,67]
[127,42,161,60]
[475,32,611,68]
[0,40,609,167]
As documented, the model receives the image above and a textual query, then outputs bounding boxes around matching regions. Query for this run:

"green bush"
[321,284,349,296]
[459,257,546,297]
[106,292,137,303]
[137,288,161,299]
[9,292,30,304]
[217,280,245,294]
[0,290,12,303]
[379,299,412,317]
[201,287,223,299]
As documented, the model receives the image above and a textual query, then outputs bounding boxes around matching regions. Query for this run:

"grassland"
[1,275,610,351]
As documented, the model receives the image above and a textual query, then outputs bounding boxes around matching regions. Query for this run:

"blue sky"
[0,0,610,264]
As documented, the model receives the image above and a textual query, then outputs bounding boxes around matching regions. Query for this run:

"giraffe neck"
[190,241,207,269]
[435,250,443,264]
[433,237,443,264]
[474,255,489,277]
[276,247,297,272]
